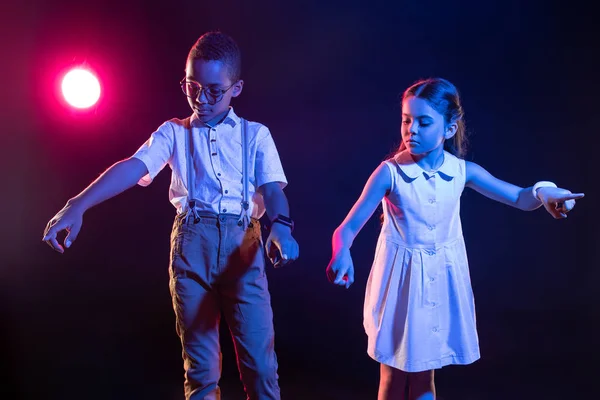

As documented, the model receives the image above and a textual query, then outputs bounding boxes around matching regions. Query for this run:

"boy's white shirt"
[132,107,287,219]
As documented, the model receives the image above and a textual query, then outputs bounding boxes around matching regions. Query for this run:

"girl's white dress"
[364,150,480,372]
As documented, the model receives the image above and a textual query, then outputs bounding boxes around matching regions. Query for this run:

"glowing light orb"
[61,68,101,108]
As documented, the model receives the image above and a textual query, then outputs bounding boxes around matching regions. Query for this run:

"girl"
[325,78,584,400]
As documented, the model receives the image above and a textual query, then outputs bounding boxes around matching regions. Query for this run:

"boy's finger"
[64,224,80,248]
[43,222,52,239]
[46,237,64,253]
[278,257,291,267]
[43,224,57,241]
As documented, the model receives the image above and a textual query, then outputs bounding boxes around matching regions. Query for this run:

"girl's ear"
[445,122,457,139]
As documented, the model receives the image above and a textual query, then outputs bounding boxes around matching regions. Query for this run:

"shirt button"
[224,190,229,194]
[430,277,435,282]
[428,225,435,231]
[429,199,435,204]
[217,173,221,176]
[431,302,436,307]
[223,209,227,213]
[432,327,438,332]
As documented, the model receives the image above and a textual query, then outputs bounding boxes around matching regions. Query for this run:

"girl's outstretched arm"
[326,163,391,288]
[465,161,584,218]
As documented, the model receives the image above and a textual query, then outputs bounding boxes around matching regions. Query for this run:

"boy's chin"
[195,108,229,123]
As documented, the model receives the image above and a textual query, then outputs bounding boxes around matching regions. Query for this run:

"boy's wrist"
[67,196,88,213]
[270,214,294,232]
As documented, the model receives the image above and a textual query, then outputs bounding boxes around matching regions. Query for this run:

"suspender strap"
[185,117,200,223]
[237,118,252,230]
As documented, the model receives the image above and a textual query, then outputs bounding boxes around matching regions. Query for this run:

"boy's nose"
[195,88,209,104]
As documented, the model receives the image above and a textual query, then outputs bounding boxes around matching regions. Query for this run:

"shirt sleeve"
[255,125,288,189]
[132,121,175,186]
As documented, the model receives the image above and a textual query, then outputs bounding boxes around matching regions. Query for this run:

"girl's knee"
[380,363,408,382]
[408,370,435,400]
[379,364,408,400]
[409,369,434,385]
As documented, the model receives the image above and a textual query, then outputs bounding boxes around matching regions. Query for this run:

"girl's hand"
[326,248,354,289]
[537,187,584,219]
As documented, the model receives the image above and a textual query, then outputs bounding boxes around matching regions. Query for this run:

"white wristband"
[532,181,557,200]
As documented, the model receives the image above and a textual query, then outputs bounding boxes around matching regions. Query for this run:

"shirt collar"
[393,150,459,181]
[189,107,240,129]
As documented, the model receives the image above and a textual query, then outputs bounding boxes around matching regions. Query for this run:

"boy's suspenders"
[238,118,252,229]
[185,116,252,229]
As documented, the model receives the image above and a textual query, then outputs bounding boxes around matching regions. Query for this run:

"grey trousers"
[169,213,280,400]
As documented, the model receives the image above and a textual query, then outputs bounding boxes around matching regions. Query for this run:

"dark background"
[1,0,598,399]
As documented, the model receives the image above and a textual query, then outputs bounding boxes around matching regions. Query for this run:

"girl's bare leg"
[408,369,435,400]
[378,363,408,400]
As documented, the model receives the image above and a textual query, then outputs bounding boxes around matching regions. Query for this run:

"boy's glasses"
[180,79,236,104]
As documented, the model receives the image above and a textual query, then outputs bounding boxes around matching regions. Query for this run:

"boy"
[43,31,298,400]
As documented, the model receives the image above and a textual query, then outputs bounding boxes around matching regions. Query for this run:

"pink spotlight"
[61,68,101,108]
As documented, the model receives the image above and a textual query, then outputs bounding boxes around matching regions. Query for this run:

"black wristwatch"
[271,214,294,231]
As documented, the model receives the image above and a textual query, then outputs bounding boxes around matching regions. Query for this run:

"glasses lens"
[206,88,222,97]
[182,81,200,98]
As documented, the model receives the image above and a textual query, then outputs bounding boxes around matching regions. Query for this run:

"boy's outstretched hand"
[265,223,299,268]
[537,187,584,219]
[42,201,84,253]
[326,248,354,289]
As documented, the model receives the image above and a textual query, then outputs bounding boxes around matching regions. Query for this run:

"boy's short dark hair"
[187,31,241,82]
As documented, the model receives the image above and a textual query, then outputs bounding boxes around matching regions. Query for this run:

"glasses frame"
[179,78,237,105]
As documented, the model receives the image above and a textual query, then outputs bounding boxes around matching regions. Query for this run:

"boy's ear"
[445,122,457,139]
[231,80,244,98]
